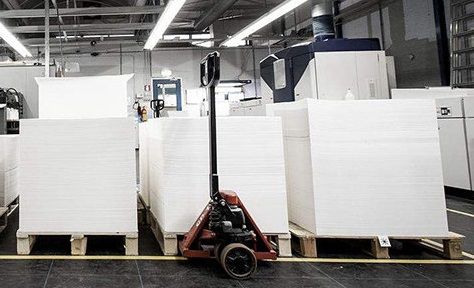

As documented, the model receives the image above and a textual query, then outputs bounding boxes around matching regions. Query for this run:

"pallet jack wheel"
[220,243,257,280]
[214,242,224,264]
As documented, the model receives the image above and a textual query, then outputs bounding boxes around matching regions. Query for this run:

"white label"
[273,59,286,90]
[378,236,391,248]
[368,79,377,99]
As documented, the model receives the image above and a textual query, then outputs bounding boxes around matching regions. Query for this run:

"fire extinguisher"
[141,106,148,122]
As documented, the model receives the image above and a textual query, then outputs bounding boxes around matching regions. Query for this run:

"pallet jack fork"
[179,52,277,279]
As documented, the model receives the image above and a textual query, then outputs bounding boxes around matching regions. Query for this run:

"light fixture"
[161,68,173,77]
[163,34,190,40]
[0,22,32,57]
[144,0,187,50]
[191,33,213,48]
[221,0,309,47]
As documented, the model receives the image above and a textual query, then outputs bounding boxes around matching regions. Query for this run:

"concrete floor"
[0,193,472,287]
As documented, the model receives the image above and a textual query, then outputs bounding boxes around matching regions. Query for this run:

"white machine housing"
[292,51,390,101]
[392,87,474,193]
[260,39,391,104]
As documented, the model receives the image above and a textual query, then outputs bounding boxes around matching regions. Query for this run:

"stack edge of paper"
[19,118,137,234]
[145,117,289,234]
[0,135,19,207]
[267,99,450,238]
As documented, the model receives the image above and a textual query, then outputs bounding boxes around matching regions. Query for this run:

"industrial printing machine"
[260,38,390,103]
[0,87,23,134]
[229,38,392,116]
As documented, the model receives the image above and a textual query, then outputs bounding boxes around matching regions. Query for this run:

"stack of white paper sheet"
[267,99,450,237]
[36,74,134,119]
[0,135,19,206]
[138,122,150,206]
[145,117,289,234]
[19,118,137,234]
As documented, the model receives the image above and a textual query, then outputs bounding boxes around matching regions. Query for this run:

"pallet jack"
[150,99,165,118]
[179,52,277,279]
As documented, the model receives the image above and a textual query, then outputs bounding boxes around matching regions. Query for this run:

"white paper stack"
[138,122,150,206]
[19,118,137,234]
[146,117,289,234]
[36,74,134,119]
[267,99,450,237]
[0,135,19,206]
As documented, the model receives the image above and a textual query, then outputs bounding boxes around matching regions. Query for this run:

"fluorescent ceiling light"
[144,0,187,50]
[192,41,213,48]
[221,0,309,47]
[0,22,32,58]
[163,34,190,40]
[192,34,211,40]
[191,33,213,47]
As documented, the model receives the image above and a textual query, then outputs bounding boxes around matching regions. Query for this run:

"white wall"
[340,0,443,87]
[61,48,270,100]
[0,66,55,118]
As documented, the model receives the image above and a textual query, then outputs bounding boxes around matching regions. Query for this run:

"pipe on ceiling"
[194,0,239,31]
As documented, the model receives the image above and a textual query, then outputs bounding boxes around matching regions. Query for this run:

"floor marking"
[0,255,187,261]
[273,258,474,265]
[447,208,474,218]
[0,255,472,264]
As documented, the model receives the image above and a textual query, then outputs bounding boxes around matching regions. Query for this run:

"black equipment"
[0,88,23,134]
[150,99,165,118]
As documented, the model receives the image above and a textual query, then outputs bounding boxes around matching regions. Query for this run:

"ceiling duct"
[311,0,335,41]
[194,0,239,31]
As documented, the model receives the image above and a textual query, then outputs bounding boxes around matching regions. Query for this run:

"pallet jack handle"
[150,99,165,118]
[200,51,221,201]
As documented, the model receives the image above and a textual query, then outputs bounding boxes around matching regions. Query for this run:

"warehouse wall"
[0,65,55,118]
[340,0,450,88]
[60,47,270,100]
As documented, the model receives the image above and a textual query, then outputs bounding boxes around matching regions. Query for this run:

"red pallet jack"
[179,52,277,279]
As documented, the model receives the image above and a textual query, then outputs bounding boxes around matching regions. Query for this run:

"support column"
[44,0,50,78]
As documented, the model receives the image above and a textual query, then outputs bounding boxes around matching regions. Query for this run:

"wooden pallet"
[137,195,147,226]
[289,222,464,259]
[0,207,8,234]
[0,196,20,235]
[147,209,292,257]
[16,231,139,256]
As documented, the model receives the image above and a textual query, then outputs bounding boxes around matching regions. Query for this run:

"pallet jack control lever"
[200,51,221,202]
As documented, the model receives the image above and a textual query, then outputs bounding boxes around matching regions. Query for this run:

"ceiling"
[0,0,303,54]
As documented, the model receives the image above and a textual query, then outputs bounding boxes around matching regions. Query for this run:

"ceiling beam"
[8,35,301,47]
[1,0,29,25]
[130,0,148,23]
[194,0,239,31]
[7,22,194,33]
[0,4,276,19]
[0,5,164,19]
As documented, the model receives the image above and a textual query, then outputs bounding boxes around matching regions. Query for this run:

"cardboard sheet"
[19,118,137,234]
[36,74,134,119]
[0,135,19,206]
[138,122,150,206]
[267,99,450,237]
[145,117,289,234]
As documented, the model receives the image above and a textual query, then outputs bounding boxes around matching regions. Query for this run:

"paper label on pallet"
[378,236,391,248]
